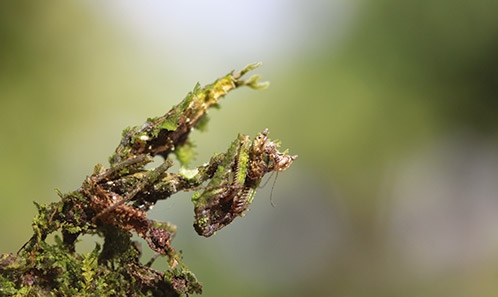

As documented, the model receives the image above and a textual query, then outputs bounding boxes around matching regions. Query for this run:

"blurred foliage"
[2,0,498,296]
[269,0,498,211]
[1,1,131,253]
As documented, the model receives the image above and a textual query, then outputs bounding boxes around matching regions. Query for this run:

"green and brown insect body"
[193,130,297,237]
[247,128,297,180]
[233,129,297,212]
[192,135,242,237]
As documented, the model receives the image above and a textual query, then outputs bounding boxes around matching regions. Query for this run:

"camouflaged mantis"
[192,129,297,237]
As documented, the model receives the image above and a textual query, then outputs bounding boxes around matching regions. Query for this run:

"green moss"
[0,63,296,296]
[174,140,196,166]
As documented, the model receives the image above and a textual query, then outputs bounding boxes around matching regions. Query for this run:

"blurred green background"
[2,1,498,296]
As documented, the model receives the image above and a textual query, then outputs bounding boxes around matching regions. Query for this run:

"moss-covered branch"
[0,63,296,296]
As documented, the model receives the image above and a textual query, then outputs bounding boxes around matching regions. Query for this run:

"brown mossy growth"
[0,63,296,296]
